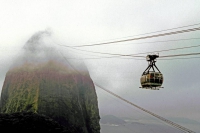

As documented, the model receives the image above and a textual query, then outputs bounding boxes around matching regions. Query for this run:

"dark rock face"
[0,112,67,133]
[0,60,100,133]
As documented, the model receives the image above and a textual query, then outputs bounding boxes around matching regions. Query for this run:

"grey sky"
[1,0,200,131]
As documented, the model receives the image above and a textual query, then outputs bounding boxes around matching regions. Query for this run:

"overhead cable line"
[71,27,200,47]
[61,56,144,60]
[57,43,145,58]
[159,56,200,60]
[128,22,200,36]
[57,42,200,58]
[132,37,200,45]
[80,37,200,47]
[61,55,200,60]
[53,37,200,59]
[54,26,200,60]
[57,41,200,60]
[1,37,200,52]
[73,37,200,47]
[88,52,200,60]
[159,52,200,58]
[93,22,200,41]
[131,44,200,56]
[96,87,161,132]
[94,83,196,133]
[80,22,200,47]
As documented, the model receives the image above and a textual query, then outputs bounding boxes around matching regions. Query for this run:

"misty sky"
[1,0,200,132]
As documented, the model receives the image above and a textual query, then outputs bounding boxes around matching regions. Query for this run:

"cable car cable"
[56,43,145,58]
[55,49,200,60]
[59,54,200,60]
[95,83,196,133]
[53,25,200,59]
[70,27,200,47]
[72,37,200,47]
[96,87,163,132]
[56,41,200,60]
[128,44,200,56]
[159,56,200,60]
[82,37,200,47]
[55,38,200,57]
[159,52,200,58]
[75,22,200,47]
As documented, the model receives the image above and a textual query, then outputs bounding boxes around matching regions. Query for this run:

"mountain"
[100,115,126,125]
[0,60,100,132]
[0,31,100,133]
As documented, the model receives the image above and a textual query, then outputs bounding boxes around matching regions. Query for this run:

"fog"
[0,0,200,132]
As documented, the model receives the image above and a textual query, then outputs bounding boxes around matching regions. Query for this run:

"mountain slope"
[0,60,100,133]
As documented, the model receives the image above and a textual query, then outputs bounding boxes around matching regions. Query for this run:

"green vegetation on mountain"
[0,60,100,133]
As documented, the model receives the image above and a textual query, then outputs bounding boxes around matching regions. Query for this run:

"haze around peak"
[8,30,88,73]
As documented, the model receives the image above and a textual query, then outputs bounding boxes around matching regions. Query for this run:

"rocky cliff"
[0,31,100,133]
[0,112,66,133]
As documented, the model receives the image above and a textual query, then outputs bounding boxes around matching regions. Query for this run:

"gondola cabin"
[140,72,163,89]
[140,54,164,90]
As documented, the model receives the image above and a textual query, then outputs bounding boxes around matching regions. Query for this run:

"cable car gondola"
[140,54,164,90]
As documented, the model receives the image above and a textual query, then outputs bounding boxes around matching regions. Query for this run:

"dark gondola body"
[140,54,164,90]
[140,72,163,89]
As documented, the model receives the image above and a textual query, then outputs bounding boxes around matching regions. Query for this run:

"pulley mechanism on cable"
[140,53,164,90]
